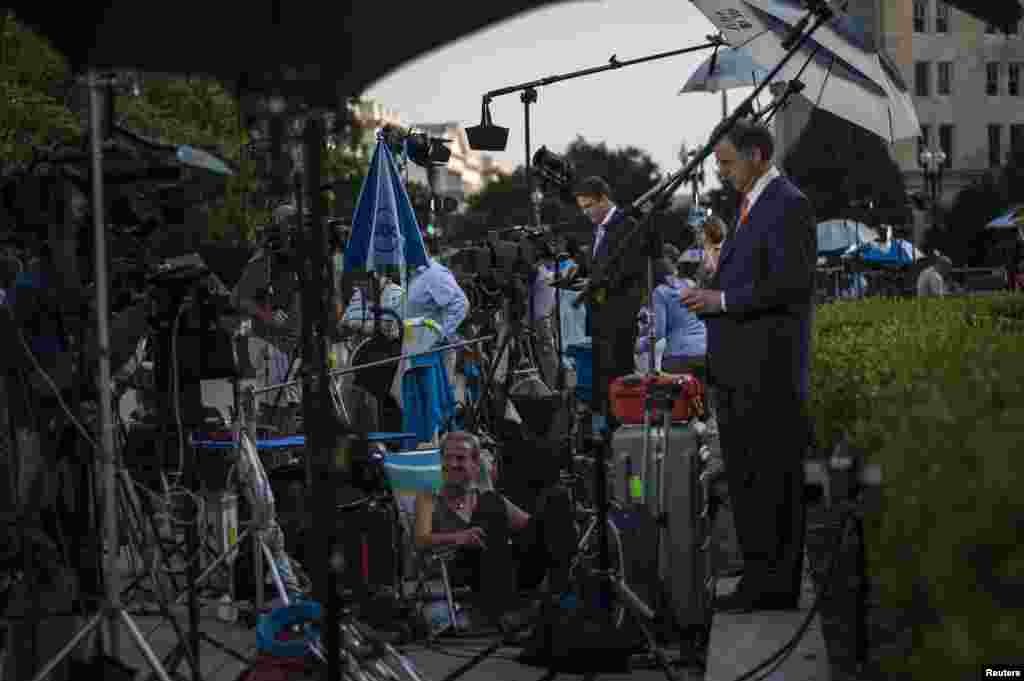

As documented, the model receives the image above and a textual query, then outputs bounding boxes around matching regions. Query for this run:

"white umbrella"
[690,0,921,142]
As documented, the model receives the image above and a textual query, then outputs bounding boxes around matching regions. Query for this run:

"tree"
[464,167,533,232]
[0,12,374,243]
[931,173,1004,266]
[0,11,81,174]
[783,108,911,227]
[464,136,694,245]
[564,136,662,204]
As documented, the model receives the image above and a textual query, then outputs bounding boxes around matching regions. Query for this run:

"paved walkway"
[101,606,704,681]
[704,560,831,681]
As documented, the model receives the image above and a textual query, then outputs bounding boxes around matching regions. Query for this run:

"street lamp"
[919,147,947,237]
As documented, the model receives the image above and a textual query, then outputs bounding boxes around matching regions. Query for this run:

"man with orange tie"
[680,119,816,613]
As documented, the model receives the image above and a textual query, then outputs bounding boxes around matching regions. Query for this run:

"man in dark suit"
[573,177,647,417]
[680,120,815,612]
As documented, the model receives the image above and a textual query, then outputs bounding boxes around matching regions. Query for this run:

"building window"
[913,0,927,32]
[915,61,931,96]
[939,124,954,168]
[1010,63,1021,96]
[1012,124,1024,155]
[938,62,952,95]
[1009,125,1024,158]
[989,124,1003,167]
[918,124,932,161]
[986,22,997,35]
[935,2,950,33]
[987,62,1000,95]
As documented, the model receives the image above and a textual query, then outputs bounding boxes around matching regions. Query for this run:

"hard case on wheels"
[610,422,710,632]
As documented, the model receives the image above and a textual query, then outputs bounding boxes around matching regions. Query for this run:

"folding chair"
[380,447,495,638]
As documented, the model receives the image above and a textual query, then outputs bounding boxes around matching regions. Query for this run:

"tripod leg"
[172,528,251,606]
[118,472,201,679]
[258,536,291,604]
[138,530,254,681]
[611,577,680,681]
[119,610,176,681]
[633,616,679,681]
[476,330,513,435]
[27,611,103,681]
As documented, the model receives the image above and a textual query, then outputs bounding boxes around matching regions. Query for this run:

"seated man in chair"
[413,431,576,626]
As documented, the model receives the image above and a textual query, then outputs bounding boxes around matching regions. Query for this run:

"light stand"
[569,2,839,676]
[522,88,538,227]
[29,69,175,681]
[467,41,724,227]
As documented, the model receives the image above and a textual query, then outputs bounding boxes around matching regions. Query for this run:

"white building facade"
[773,0,1024,208]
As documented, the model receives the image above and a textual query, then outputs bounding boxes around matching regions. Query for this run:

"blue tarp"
[852,238,922,263]
[400,350,455,449]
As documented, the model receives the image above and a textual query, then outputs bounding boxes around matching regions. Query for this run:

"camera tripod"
[516,413,681,681]
[465,280,543,439]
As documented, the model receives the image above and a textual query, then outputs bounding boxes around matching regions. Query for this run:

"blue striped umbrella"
[680,46,774,93]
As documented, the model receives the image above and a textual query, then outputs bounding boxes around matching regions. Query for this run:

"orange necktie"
[738,194,751,228]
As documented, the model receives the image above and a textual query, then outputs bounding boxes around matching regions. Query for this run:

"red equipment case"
[609,373,704,424]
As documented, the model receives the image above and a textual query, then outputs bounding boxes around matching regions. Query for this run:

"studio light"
[532,146,576,205]
[532,146,574,190]
[466,97,509,151]
[406,132,452,169]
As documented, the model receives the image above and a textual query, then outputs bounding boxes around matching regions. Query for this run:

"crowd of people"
[228,120,826,621]
[409,121,813,619]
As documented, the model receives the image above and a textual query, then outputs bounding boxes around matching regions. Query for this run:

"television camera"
[448,226,563,325]
[532,146,576,204]
[378,124,452,169]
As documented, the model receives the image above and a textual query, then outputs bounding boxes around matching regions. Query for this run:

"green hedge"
[810,293,1024,679]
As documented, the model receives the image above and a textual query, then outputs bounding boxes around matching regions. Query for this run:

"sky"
[364,0,756,186]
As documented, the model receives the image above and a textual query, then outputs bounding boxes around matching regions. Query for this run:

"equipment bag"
[609,372,704,424]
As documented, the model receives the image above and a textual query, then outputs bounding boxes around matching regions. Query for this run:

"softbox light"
[466,97,509,151]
